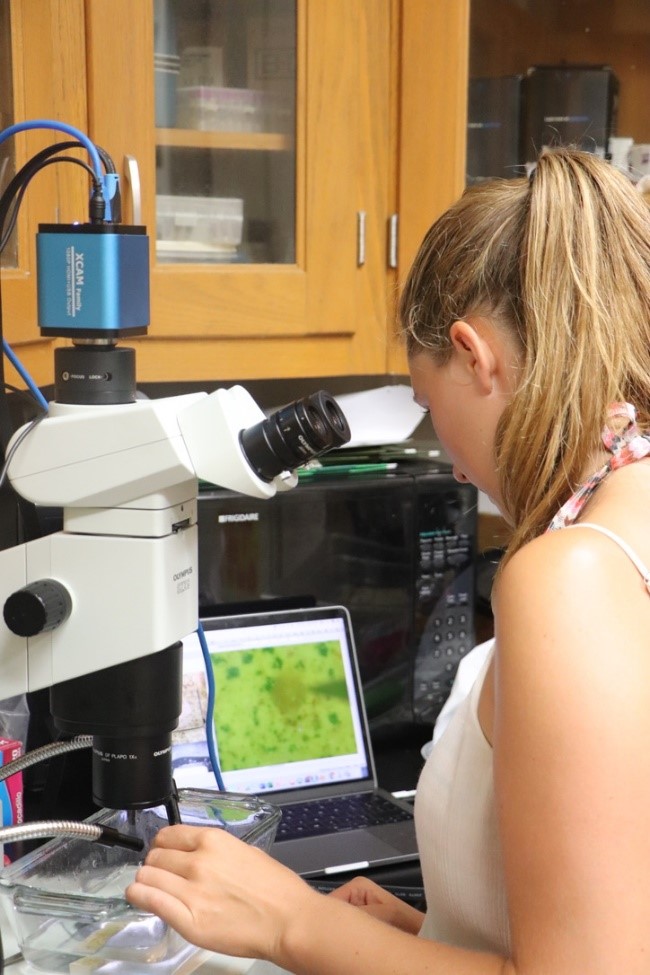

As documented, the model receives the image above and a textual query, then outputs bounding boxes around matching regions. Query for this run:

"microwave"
[197,462,478,731]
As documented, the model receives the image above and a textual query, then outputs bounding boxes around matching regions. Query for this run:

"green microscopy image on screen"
[211,641,356,770]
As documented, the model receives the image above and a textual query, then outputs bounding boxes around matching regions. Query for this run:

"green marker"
[298,462,398,478]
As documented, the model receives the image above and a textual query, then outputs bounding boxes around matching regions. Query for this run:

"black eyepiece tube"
[239,390,351,482]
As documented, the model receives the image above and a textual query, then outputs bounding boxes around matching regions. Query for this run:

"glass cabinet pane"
[153,0,296,266]
[0,2,17,268]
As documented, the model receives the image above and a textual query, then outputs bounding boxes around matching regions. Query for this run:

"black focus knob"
[3,579,73,638]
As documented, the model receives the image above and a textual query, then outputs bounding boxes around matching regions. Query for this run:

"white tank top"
[414,523,650,953]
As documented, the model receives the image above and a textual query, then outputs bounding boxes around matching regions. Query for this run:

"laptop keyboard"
[275,792,413,842]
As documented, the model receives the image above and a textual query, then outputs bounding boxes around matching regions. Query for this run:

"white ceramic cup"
[608,136,633,171]
[629,143,650,176]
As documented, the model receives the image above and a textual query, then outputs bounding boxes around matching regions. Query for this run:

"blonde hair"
[400,148,650,560]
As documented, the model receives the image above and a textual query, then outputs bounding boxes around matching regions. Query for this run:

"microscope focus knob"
[3,579,73,637]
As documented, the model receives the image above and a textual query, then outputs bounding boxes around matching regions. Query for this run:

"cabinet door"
[388,0,470,375]
[0,0,89,385]
[86,0,393,382]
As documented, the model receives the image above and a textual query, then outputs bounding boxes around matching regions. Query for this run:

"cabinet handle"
[123,155,142,224]
[388,213,399,269]
[357,210,366,267]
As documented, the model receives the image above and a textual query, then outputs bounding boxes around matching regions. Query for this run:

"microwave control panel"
[412,483,477,724]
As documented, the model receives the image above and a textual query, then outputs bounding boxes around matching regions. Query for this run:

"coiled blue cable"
[196,621,226,790]
[0,119,103,180]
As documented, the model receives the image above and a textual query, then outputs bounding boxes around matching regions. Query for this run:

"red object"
[1,737,24,865]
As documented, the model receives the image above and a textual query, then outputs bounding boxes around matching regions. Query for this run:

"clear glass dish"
[0,788,281,974]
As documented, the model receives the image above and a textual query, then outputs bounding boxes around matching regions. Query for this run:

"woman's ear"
[449,319,498,395]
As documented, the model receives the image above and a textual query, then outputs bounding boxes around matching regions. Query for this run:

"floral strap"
[548,402,650,532]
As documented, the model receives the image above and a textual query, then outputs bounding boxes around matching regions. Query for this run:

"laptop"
[172,605,419,877]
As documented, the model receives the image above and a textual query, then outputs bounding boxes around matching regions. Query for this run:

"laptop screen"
[172,607,373,796]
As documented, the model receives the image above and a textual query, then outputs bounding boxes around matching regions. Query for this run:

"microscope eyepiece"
[239,390,351,483]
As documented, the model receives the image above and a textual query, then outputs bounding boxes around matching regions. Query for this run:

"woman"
[126,148,650,974]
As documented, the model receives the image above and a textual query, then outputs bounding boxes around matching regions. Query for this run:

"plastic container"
[0,789,280,974]
[156,194,244,250]
[177,85,266,132]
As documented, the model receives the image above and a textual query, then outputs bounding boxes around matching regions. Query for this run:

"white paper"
[334,385,424,449]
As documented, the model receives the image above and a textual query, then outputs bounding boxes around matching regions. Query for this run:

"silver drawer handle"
[123,154,142,224]
[357,210,366,267]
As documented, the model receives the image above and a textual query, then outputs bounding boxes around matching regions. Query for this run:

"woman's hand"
[328,876,424,933]
[125,824,322,961]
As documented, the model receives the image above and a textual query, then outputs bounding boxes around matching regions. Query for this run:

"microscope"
[0,121,350,822]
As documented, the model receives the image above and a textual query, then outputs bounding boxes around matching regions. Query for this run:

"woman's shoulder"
[500,524,614,581]
[499,460,650,599]
[493,467,650,684]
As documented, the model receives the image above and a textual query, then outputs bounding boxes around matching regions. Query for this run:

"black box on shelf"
[521,64,619,165]
[467,75,523,182]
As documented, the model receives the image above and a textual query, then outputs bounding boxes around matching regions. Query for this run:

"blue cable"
[2,339,48,412]
[196,621,226,790]
[0,119,103,180]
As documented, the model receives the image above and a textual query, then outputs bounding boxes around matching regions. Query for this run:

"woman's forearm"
[277,892,511,975]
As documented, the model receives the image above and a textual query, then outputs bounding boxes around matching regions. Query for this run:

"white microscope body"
[0,386,296,698]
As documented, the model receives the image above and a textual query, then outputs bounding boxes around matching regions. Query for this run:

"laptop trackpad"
[271,830,407,877]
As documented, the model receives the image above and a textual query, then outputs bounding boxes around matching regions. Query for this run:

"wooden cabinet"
[3,4,646,406]
[2,0,469,388]
[85,0,469,384]
[86,0,391,383]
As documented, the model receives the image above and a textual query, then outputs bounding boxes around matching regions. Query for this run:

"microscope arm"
[0,385,297,699]
[6,385,295,512]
